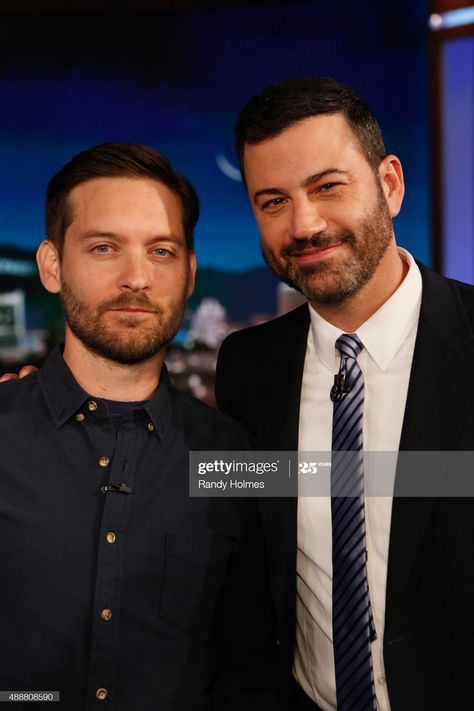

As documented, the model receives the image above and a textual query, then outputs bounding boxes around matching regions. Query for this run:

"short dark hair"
[46,143,199,254]
[235,77,386,181]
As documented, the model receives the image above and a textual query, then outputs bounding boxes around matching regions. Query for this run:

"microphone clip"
[101,482,132,495]
[330,372,351,402]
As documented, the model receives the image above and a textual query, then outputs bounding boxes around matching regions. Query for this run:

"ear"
[186,250,197,299]
[378,154,405,218]
[36,240,61,294]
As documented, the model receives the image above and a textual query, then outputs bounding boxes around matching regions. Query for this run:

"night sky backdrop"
[0,1,431,280]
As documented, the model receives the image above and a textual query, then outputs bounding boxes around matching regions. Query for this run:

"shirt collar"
[38,345,173,438]
[38,346,91,427]
[309,248,422,372]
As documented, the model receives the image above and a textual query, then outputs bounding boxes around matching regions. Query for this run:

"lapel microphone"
[330,372,352,402]
[101,482,133,494]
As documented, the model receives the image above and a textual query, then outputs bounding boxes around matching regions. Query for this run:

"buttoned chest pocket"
[159,532,238,632]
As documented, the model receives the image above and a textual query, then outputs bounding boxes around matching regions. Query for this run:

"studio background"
[0,0,454,402]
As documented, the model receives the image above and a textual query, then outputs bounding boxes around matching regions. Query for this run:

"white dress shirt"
[294,249,422,710]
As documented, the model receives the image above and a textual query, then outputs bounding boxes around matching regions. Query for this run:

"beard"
[261,189,394,306]
[60,281,186,366]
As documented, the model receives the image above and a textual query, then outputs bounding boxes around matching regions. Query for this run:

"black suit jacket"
[215,263,474,710]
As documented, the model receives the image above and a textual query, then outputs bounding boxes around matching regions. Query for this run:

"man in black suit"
[216,78,474,711]
[0,143,277,710]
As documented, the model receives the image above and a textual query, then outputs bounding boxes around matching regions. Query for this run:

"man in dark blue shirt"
[0,144,277,710]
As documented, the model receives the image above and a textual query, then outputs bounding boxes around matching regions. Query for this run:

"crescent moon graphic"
[215,153,242,182]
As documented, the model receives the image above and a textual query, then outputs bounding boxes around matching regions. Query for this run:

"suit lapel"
[258,304,310,451]
[386,265,474,626]
[257,305,310,639]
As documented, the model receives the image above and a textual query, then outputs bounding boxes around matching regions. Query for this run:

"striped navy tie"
[331,333,377,711]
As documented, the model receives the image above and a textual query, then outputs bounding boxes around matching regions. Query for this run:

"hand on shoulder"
[0,365,38,382]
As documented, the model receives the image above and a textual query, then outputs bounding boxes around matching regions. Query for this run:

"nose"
[290,198,328,239]
[119,252,152,292]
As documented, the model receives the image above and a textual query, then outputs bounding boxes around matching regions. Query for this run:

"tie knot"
[335,333,363,359]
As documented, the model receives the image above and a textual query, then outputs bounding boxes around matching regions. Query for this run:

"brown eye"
[319,182,341,192]
[262,197,287,211]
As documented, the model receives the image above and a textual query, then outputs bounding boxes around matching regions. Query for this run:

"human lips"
[288,242,343,264]
[100,294,158,315]
[109,306,154,313]
[281,232,351,263]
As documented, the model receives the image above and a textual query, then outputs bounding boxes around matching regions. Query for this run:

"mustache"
[97,292,160,315]
[281,231,355,257]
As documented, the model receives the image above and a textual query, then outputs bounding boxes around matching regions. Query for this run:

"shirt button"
[88,400,98,412]
[147,422,155,432]
[106,532,116,544]
[75,413,85,422]
[378,676,387,685]
[100,608,112,621]
[96,688,107,701]
[99,456,110,468]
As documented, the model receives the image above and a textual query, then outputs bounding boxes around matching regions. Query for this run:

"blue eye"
[154,247,170,256]
[93,244,110,253]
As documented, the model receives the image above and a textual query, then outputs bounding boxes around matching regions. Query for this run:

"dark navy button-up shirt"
[0,348,278,710]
